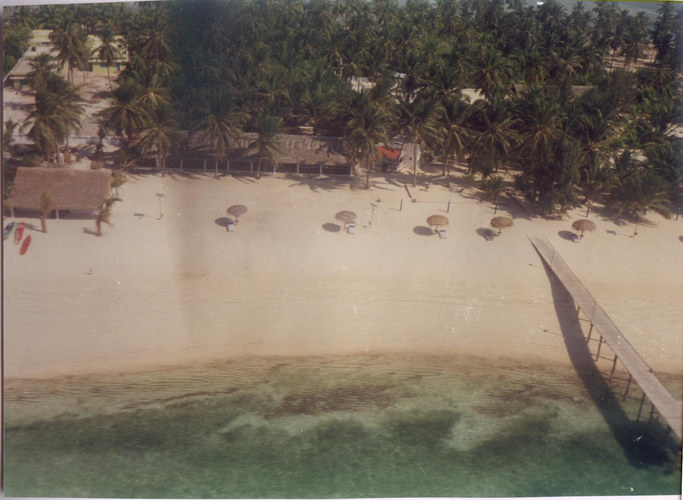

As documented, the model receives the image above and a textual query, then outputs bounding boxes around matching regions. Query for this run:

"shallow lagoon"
[4,353,681,498]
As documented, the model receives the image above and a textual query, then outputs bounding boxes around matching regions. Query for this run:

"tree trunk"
[107,66,112,91]
[365,155,371,189]
[96,217,102,236]
[215,156,219,179]
[446,156,452,188]
[40,216,47,233]
[412,145,418,187]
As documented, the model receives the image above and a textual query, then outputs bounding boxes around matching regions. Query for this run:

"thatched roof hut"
[6,168,111,212]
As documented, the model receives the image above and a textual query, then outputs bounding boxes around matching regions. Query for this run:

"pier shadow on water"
[541,260,679,470]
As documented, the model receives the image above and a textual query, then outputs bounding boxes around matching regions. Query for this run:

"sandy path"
[3,172,681,379]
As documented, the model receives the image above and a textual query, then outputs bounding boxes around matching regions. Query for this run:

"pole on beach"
[636,393,646,421]
[447,200,451,213]
[156,193,164,219]
[623,373,633,400]
[400,199,403,211]
[595,334,604,361]
[609,353,619,380]
[647,404,656,424]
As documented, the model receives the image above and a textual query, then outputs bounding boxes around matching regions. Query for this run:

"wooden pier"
[530,236,682,441]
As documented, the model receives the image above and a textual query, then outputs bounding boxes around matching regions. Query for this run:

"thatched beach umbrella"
[427,215,449,232]
[227,204,248,224]
[490,216,513,235]
[572,219,596,238]
[335,210,357,228]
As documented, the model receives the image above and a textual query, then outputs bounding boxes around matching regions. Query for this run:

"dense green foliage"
[4,0,682,217]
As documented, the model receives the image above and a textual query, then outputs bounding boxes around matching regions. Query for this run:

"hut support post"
[203,159,206,173]
[623,374,633,400]
[319,164,323,176]
[648,404,656,424]
[296,162,299,175]
[586,323,594,343]
[180,159,183,171]
[609,354,618,380]
[55,209,59,220]
[250,162,253,173]
[636,393,646,421]
[595,335,603,361]
[226,160,230,173]
[576,305,581,319]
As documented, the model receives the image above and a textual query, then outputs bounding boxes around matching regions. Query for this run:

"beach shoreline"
[4,172,682,380]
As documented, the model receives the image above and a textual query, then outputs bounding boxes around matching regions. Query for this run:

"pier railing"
[530,235,682,441]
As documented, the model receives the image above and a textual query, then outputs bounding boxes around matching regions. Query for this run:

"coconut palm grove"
[3,0,682,217]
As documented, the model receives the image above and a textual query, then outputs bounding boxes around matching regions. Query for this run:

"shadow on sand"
[322,223,342,233]
[558,230,579,242]
[476,227,497,241]
[215,217,232,228]
[413,226,434,236]
[540,258,678,468]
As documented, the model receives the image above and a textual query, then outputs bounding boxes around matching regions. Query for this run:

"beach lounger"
[347,223,356,234]
[438,228,447,239]
[227,220,235,232]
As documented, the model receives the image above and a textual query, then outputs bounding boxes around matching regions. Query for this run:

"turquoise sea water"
[4,353,681,498]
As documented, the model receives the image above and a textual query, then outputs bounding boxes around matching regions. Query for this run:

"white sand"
[3,171,682,379]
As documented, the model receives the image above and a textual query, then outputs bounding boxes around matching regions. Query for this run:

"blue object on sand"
[3,222,15,240]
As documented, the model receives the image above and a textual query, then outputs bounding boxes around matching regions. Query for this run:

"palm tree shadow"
[539,259,676,468]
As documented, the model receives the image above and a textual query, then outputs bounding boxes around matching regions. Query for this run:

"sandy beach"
[3,170,681,380]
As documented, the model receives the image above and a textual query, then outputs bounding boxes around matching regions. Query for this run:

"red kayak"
[14,222,25,244]
[19,234,31,255]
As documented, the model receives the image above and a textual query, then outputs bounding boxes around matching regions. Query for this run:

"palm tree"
[95,195,121,236]
[343,91,392,188]
[398,92,442,187]
[250,114,283,178]
[103,81,148,144]
[138,16,172,72]
[136,103,179,177]
[610,169,672,225]
[39,192,51,233]
[471,46,512,102]
[467,99,517,179]
[4,119,18,154]
[192,96,247,178]
[130,63,171,111]
[92,27,120,90]
[515,88,566,170]
[439,95,472,187]
[26,53,57,91]
[22,72,83,160]
[49,20,88,84]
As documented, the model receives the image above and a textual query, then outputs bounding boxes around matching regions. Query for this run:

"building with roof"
[86,34,128,74]
[6,167,112,218]
[5,30,128,89]
[5,30,59,89]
